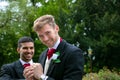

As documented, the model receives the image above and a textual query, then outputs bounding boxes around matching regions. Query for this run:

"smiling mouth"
[26,54,33,58]
[26,52,33,55]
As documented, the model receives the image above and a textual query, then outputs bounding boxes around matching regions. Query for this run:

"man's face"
[17,42,34,62]
[36,24,59,48]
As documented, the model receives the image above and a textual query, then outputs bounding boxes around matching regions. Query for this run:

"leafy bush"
[83,68,120,80]
[83,73,99,80]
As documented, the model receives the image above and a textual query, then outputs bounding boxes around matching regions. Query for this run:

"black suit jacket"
[0,60,25,80]
[38,40,84,80]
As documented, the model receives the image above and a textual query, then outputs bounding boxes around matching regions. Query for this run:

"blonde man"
[24,15,84,80]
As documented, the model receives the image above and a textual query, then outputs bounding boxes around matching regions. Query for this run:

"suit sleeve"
[63,49,84,80]
[0,64,14,80]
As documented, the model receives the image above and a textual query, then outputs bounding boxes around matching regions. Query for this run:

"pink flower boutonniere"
[51,51,61,63]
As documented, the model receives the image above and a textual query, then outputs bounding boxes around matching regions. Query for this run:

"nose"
[27,48,32,52]
[42,35,49,41]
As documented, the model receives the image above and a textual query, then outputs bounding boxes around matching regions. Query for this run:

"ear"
[55,25,59,32]
[17,48,20,54]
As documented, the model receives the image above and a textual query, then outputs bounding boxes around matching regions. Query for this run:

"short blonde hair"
[33,14,56,32]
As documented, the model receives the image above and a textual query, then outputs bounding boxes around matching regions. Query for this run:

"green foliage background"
[0,0,120,73]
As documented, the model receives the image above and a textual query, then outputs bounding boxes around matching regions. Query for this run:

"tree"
[0,0,120,73]
[70,0,120,72]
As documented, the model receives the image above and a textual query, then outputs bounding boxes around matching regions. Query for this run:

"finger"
[26,77,33,80]
[23,67,29,77]
[23,67,34,78]
[24,69,34,78]
[35,63,42,68]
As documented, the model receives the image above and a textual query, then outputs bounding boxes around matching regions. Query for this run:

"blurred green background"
[0,0,120,76]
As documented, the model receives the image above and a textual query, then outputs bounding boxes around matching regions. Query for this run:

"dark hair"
[17,36,34,48]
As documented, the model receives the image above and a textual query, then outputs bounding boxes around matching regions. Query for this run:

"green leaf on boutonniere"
[55,51,60,56]
[51,51,61,63]
[54,59,61,63]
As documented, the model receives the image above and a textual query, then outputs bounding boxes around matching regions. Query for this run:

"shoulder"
[58,39,83,56]
[62,41,84,65]
[62,40,84,61]
[63,40,82,53]
[1,60,19,69]
[58,40,83,59]
[40,49,48,57]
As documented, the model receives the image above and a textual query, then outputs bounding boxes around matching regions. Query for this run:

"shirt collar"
[50,37,60,49]
[19,58,33,65]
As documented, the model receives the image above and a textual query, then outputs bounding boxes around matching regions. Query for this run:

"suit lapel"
[40,50,48,70]
[14,60,24,78]
[46,60,55,75]
[46,40,66,75]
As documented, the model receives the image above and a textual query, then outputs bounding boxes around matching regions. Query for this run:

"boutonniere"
[51,51,61,63]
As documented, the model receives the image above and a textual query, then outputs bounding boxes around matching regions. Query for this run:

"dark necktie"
[23,63,30,68]
[47,48,55,60]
